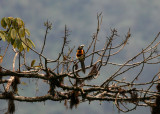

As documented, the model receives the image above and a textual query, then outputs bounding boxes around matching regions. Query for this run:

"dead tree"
[0,14,160,114]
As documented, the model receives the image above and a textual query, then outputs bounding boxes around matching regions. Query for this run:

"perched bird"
[76,45,85,73]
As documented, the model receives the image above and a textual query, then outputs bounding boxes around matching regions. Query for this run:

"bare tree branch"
[0,14,160,113]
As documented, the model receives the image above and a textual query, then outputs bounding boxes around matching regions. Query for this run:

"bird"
[76,45,85,73]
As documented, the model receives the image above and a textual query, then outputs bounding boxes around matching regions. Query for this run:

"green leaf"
[19,28,25,37]
[24,38,36,51]
[25,28,30,36]
[26,38,32,48]
[13,39,17,48]
[31,59,36,67]
[12,18,18,28]
[19,45,24,52]
[33,66,41,70]
[5,17,11,27]
[22,42,27,49]
[11,28,17,39]
[16,18,24,27]
[21,37,27,49]
[11,39,15,45]
[27,47,30,52]
[20,37,25,42]
[27,38,35,48]
[8,17,14,21]
[16,39,21,48]
[0,31,6,41]
[16,39,24,52]
[6,33,12,43]
[1,17,7,29]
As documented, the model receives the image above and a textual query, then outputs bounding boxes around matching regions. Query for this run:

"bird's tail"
[80,60,85,73]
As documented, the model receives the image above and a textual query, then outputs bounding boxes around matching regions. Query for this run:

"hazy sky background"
[0,0,160,114]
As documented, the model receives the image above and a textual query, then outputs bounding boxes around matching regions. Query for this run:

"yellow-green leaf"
[20,37,26,43]
[33,66,41,68]
[16,39,21,48]
[0,31,6,41]
[19,45,24,52]
[1,17,7,29]
[31,59,36,67]
[15,39,23,52]
[19,28,25,37]
[22,42,27,49]
[16,18,24,27]
[27,38,35,48]
[7,27,13,42]
[5,17,11,27]
[8,17,14,21]
[6,36,11,43]
[25,28,30,36]
[27,47,30,52]
[11,29,17,39]
[33,66,41,70]
[26,38,32,48]
[13,39,17,48]
[12,18,18,28]
[21,37,28,50]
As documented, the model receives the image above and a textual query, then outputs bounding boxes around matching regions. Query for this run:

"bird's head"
[78,44,84,49]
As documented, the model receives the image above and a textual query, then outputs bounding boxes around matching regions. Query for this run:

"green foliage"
[0,17,35,52]
[11,28,17,39]
[0,31,6,41]
[30,59,41,70]
[19,28,25,37]
[31,59,36,67]
[1,17,7,29]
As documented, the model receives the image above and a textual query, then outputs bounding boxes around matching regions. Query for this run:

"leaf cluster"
[0,17,35,52]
